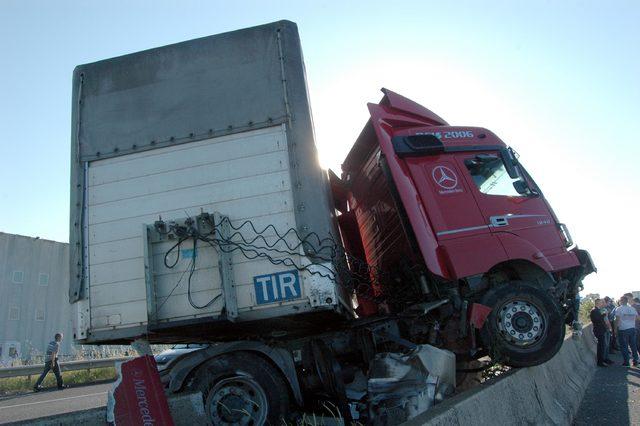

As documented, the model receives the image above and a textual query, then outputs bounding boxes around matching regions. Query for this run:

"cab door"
[404,155,486,239]
[402,155,509,278]
[455,151,567,263]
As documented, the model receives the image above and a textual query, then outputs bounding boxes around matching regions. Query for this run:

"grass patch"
[0,366,116,395]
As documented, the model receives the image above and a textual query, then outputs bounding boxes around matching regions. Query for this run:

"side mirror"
[501,148,519,179]
[513,180,530,195]
[509,147,520,164]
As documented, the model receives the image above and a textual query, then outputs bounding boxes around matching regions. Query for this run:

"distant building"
[0,232,74,364]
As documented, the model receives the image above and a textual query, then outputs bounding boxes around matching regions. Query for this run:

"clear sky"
[1,1,638,297]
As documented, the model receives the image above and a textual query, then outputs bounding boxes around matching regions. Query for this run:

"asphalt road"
[573,350,640,425]
[0,382,113,424]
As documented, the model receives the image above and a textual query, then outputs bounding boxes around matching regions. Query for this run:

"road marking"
[0,391,107,410]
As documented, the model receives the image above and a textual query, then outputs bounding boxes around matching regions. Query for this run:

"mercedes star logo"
[432,165,458,190]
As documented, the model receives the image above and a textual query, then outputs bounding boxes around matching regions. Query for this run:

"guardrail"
[0,357,131,379]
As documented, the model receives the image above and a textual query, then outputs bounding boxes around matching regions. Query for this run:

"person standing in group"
[632,297,640,330]
[33,333,67,391]
[614,296,639,367]
[624,293,637,311]
[602,301,614,364]
[590,299,614,366]
[624,293,640,332]
[605,297,619,353]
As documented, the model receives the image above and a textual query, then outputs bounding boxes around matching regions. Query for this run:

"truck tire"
[480,281,565,367]
[190,351,291,425]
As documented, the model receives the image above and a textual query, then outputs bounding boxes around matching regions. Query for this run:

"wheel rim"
[496,300,546,347]
[207,375,268,426]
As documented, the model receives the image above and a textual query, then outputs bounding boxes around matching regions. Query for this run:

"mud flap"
[469,303,492,329]
[469,303,493,353]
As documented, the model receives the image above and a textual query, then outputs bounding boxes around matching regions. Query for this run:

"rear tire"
[190,352,291,425]
[480,281,565,367]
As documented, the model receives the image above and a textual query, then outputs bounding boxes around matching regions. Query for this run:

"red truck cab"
[334,89,595,367]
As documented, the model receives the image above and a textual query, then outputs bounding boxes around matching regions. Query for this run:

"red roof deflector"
[379,88,449,126]
[343,89,448,174]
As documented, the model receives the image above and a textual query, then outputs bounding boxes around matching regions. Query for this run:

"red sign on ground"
[107,355,174,426]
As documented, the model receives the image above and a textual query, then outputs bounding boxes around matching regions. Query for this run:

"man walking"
[34,333,66,391]
[590,299,614,366]
[614,297,639,367]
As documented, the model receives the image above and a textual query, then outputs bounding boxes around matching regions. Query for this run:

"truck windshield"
[464,156,524,197]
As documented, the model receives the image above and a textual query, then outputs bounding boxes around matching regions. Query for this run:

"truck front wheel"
[191,352,291,425]
[480,281,565,367]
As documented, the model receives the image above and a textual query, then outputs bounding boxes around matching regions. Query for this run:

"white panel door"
[86,125,299,329]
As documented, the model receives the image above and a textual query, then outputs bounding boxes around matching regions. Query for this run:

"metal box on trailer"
[69,21,351,344]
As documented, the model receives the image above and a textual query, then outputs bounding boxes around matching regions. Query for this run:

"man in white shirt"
[614,296,639,367]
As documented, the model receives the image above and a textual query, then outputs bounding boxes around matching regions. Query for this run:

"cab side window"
[464,155,523,197]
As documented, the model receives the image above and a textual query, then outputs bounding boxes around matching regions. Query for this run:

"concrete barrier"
[405,325,597,426]
[12,391,206,426]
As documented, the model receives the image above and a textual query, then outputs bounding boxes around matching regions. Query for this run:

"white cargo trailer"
[70,21,351,344]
